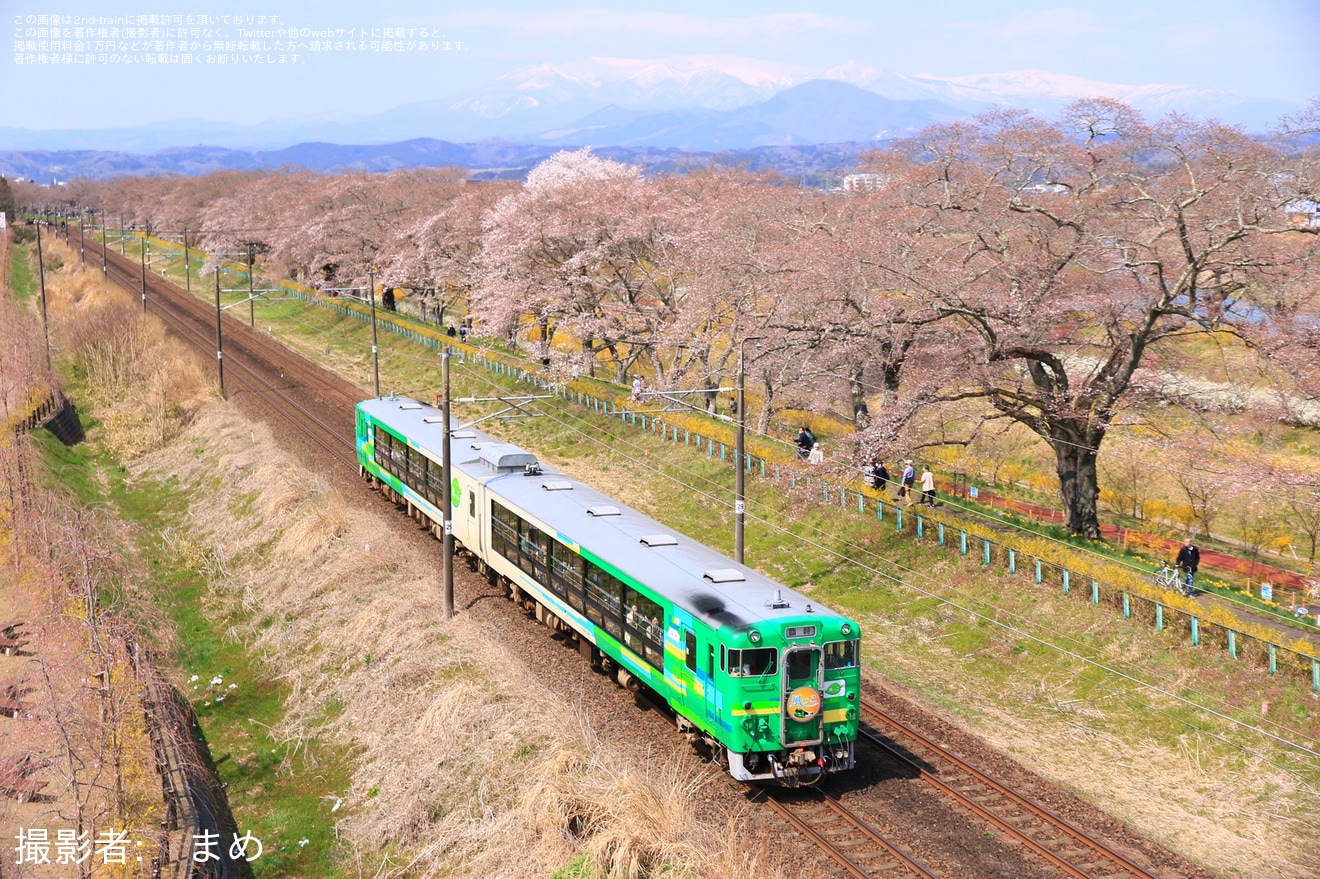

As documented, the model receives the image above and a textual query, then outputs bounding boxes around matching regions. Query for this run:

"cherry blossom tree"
[863,100,1319,537]
[474,149,678,381]
[383,179,504,326]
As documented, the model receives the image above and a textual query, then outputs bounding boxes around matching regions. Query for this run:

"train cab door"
[704,643,720,724]
[780,645,825,746]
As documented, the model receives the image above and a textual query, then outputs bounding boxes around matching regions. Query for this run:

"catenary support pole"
[214,268,225,397]
[140,238,147,313]
[735,343,746,564]
[34,222,52,373]
[442,351,454,619]
[369,269,380,397]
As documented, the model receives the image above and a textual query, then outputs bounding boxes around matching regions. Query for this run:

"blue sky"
[3,0,1317,130]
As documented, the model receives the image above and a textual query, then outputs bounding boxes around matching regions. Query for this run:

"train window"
[728,648,777,678]
[720,644,726,672]
[684,631,697,672]
[786,650,813,681]
[622,587,664,668]
[584,562,624,638]
[407,446,425,492]
[490,501,520,565]
[390,437,406,477]
[426,457,444,505]
[469,488,475,518]
[824,640,858,670]
[551,549,585,609]
[374,429,391,470]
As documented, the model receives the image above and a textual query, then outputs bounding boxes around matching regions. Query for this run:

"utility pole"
[441,350,454,619]
[183,227,190,294]
[247,242,255,327]
[78,208,84,265]
[119,216,125,254]
[100,217,107,275]
[34,222,52,373]
[214,268,225,397]
[369,269,380,397]
[735,343,746,564]
[140,237,147,314]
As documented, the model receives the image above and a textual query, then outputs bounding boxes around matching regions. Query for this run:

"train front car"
[688,592,860,787]
[354,395,860,787]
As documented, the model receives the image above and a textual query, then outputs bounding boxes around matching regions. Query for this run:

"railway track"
[96,242,1168,879]
[754,787,938,878]
[859,699,1161,879]
[99,247,363,473]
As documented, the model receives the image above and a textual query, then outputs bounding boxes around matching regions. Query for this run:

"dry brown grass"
[41,240,211,456]
[130,403,784,878]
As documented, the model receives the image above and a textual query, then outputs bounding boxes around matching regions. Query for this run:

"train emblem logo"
[787,686,822,721]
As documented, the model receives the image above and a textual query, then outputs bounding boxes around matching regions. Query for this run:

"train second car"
[356,395,860,786]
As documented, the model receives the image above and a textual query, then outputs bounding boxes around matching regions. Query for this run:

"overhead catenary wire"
[242,274,1314,606]
[98,236,1319,784]
[431,361,1320,773]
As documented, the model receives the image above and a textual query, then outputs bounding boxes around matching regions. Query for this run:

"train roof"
[358,396,851,634]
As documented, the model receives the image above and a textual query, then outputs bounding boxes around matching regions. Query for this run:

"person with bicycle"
[1175,537,1201,597]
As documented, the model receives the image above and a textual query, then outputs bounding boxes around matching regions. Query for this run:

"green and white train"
[356,395,860,786]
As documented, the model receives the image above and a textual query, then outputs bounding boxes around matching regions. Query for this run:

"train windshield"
[824,640,858,670]
[728,647,777,678]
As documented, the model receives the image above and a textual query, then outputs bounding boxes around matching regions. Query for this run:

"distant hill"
[0,137,881,185]
[541,80,964,150]
[1,57,1301,182]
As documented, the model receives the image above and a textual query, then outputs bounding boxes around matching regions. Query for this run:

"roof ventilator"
[703,568,745,584]
[542,481,573,491]
[587,505,621,517]
[639,534,677,547]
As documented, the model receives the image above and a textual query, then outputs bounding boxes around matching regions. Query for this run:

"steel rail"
[752,787,939,879]
[101,253,359,471]
[860,699,1160,879]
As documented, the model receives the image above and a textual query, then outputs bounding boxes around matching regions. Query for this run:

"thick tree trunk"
[582,336,595,377]
[848,362,869,429]
[757,375,776,434]
[1050,424,1102,538]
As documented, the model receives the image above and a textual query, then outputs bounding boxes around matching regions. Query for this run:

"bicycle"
[1152,564,1195,597]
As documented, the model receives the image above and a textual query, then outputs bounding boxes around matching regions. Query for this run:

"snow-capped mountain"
[492,56,802,111]
[902,69,1297,129]
[0,55,1302,160]
[440,57,1300,141]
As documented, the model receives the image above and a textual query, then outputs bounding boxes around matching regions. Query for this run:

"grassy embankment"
[128,230,1320,609]
[24,237,351,877]
[92,232,1320,878]
[28,236,793,879]
[191,266,1320,879]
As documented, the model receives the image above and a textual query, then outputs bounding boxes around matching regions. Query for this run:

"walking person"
[631,375,644,401]
[1175,537,1201,597]
[874,460,890,492]
[899,460,915,503]
[920,465,936,506]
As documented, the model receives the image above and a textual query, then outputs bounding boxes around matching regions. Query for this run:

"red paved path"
[949,482,1316,595]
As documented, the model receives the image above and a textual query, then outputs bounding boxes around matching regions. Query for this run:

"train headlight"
[749,630,761,643]
[840,623,852,636]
